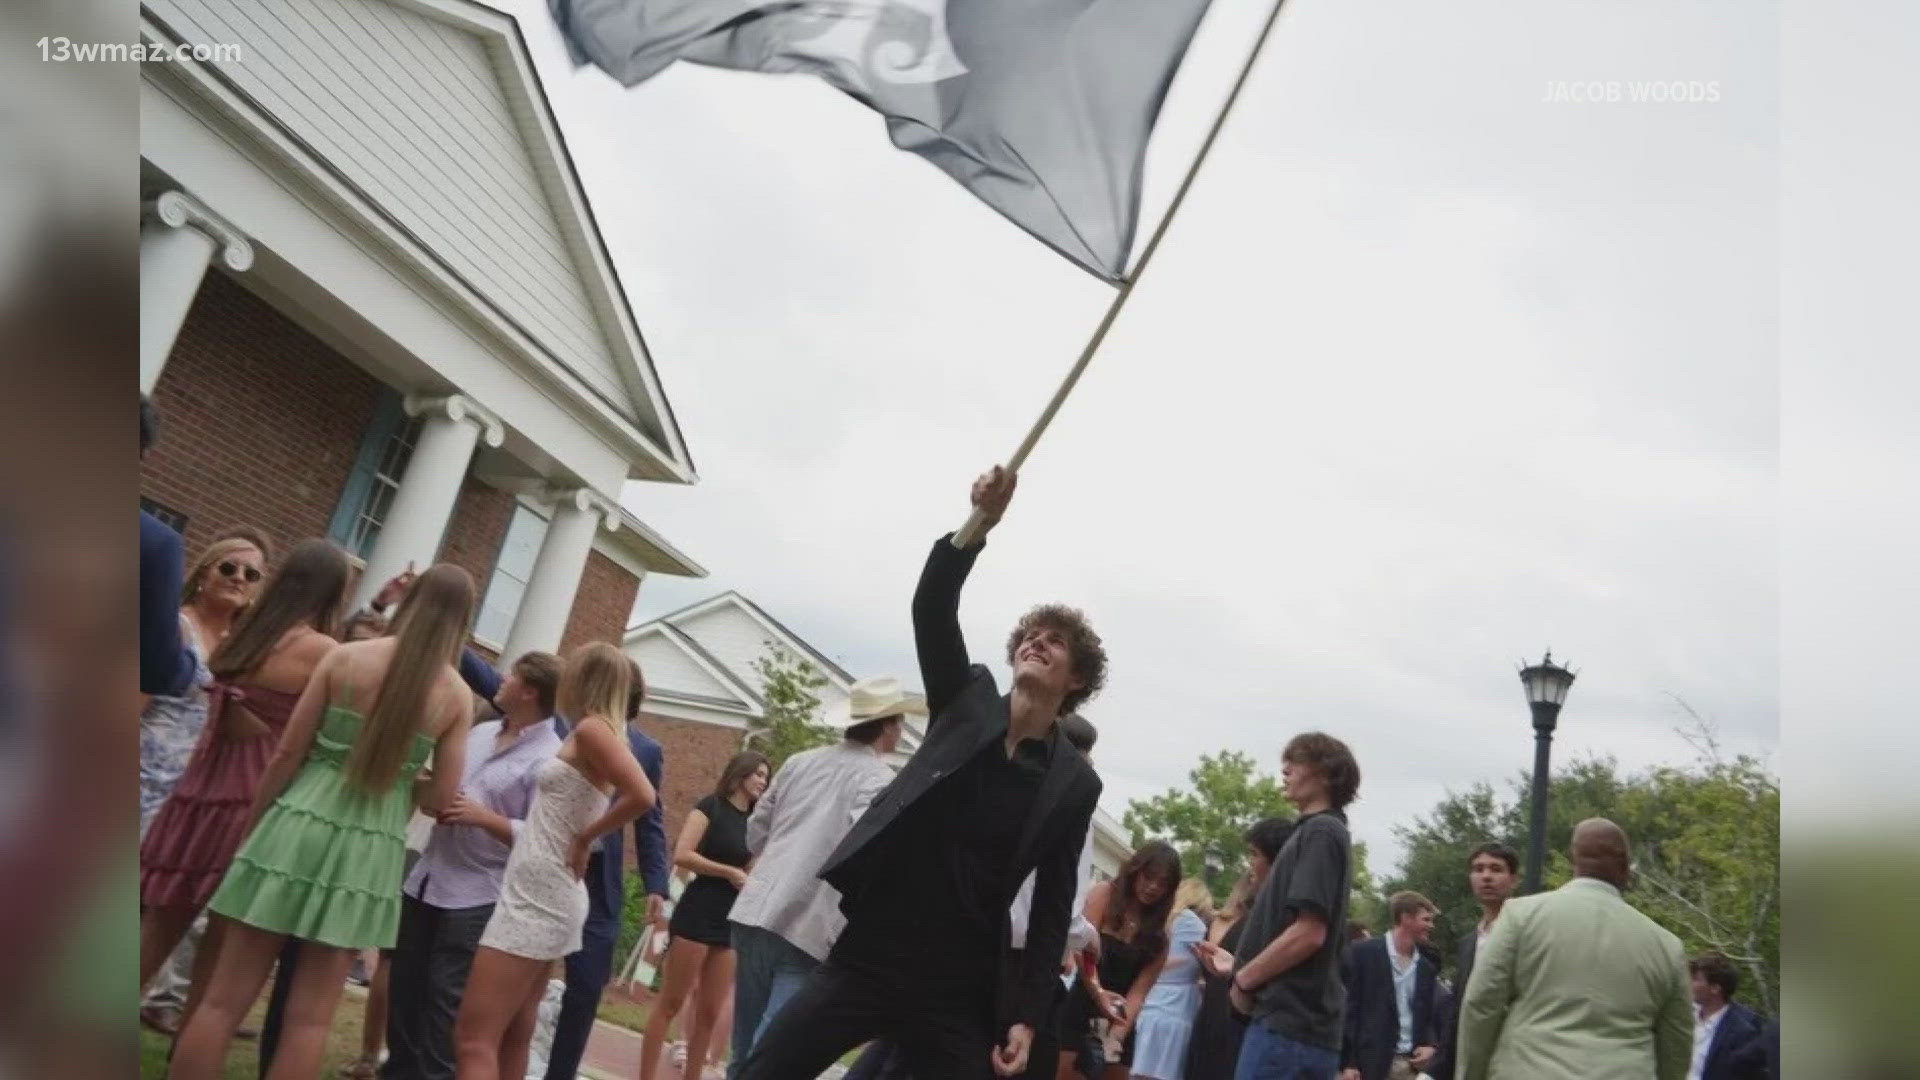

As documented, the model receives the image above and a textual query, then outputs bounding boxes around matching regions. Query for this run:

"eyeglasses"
[217,560,263,583]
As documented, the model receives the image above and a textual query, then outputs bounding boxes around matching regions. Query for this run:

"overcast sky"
[505,0,1778,874]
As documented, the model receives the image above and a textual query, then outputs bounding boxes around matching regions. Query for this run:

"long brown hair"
[557,642,631,731]
[713,750,769,805]
[207,539,349,681]
[344,563,474,792]
[1104,840,1182,958]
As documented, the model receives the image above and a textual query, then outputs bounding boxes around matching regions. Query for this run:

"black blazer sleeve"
[139,511,194,697]
[1340,939,1366,1070]
[912,534,981,724]
[1008,776,1097,1029]
[1415,956,1440,1048]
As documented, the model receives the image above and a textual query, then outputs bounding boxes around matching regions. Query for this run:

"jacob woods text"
[1542,80,1722,104]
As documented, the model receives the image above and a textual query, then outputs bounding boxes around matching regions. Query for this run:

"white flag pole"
[951,0,1293,547]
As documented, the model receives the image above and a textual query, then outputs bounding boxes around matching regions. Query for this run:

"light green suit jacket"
[1456,877,1692,1080]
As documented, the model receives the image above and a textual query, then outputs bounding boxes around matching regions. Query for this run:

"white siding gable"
[628,631,751,709]
[672,603,853,727]
[149,0,648,432]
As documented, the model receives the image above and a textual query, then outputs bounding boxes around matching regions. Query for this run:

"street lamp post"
[1519,651,1577,894]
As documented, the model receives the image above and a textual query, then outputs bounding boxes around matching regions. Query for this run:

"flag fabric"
[550,0,1216,282]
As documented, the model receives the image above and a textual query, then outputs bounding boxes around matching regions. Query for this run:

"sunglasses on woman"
[217,560,263,584]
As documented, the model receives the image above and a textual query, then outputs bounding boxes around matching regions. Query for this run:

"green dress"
[207,698,435,950]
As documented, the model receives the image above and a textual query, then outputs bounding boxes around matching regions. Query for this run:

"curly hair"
[1004,603,1108,715]
[1282,731,1361,810]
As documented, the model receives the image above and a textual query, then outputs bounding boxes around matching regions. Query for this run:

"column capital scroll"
[404,394,505,448]
[143,190,254,272]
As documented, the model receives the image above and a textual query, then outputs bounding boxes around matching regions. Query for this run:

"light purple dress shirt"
[404,717,562,910]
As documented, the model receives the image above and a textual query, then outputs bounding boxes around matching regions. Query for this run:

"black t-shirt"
[693,792,752,872]
[1233,810,1352,1051]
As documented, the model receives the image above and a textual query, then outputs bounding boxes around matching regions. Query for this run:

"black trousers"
[380,895,494,1080]
[543,921,618,1080]
[737,961,1001,1080]
[843,971,1064,1080]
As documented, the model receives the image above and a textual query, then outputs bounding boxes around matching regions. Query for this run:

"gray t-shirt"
[1234,810,1352,1051]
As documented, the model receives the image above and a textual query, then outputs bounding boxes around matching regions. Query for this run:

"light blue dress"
[138,615,211,837]
[1131,908,1208,1079]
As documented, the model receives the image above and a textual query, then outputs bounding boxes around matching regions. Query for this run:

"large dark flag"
[550,0,1216,281]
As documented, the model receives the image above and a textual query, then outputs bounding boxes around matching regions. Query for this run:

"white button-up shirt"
[1689,1002,1727,1079]
[1390,935,1419,1054]
[731,740,896,962]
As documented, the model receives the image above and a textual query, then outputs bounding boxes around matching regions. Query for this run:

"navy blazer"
[1702,1002,1767,1080]
[1340,935,1440,1080]
[550,717,671,936]
[140,511,195,697]
[1432,926,1479,1080]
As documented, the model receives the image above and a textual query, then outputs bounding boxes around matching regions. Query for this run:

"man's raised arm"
[912,467,1017,722]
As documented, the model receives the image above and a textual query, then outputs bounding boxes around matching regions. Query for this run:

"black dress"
[1185,920,1248,1080]
[667,793,752,947]
[1061,929,1152,1071]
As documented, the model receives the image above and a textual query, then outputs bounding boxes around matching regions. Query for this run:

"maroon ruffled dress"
[139,681,301,911]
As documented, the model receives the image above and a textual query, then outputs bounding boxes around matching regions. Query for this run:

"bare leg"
[262,942,353,1080]
[496,976,544,1080]
[452,946,550,1080]
[362,953,392,1059]
[174,914,230,1036]
[685,947,735,1080]
[141,905,200,990]
[166,918,280,1080]
[639,939,708,1080]
[708,982,734,1073]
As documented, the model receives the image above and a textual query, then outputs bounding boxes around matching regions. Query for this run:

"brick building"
[138,0,714,821]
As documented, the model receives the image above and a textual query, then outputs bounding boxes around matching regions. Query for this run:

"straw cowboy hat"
[837,676,928,730]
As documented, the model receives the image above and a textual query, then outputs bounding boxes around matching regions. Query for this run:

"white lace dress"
[478,756,610,961]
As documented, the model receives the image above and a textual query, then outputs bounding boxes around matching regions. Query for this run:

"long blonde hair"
[558,642,631,731]
[344,563,474,793]
[1172,878,1215,929]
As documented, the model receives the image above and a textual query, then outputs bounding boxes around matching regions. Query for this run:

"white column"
[141,191,253,395]
[351,395,505,610]
[499,488,619,662]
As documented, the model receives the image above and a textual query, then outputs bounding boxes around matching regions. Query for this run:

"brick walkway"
[578,1024,848,1080]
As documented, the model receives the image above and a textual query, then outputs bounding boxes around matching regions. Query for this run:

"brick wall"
[561,551,640,655]
[631,711,747,865]
[140,270,384,563]
[436,476,516,600]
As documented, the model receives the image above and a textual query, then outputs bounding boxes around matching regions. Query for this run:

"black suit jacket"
[820,535,1101,1032]
[1702,1003,1767,1080]
[1431,925,1479,1079]
[1340,935,1440,1080]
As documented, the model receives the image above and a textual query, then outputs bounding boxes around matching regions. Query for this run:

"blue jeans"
[1233,1023,1340,1080]
[728,923,822,1080]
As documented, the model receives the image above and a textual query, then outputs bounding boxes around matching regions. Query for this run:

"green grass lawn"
[595,986,652,1032]
[139,989,372,1079]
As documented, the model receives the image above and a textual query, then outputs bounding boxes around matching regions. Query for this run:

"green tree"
[1383,732,1779,1014]
[745,644,836,772]
[1123,750,1292,899]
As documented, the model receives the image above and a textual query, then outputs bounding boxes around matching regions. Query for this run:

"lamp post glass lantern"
[1519,651,1576,894]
